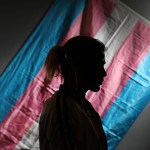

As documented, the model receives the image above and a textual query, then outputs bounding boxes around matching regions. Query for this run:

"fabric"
[39,86,108,150]
[0,0,150,150]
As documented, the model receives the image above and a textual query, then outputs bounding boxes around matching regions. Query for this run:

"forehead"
[93,50,105,62]
[86,54,105,68]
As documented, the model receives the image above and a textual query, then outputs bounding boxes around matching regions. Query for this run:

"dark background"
[0,0,53,75]
[0,0,150,149]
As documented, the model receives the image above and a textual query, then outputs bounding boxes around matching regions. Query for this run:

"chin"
[90,86,100,92]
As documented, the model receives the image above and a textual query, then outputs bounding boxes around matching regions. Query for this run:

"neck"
[62,69,88,99]
[61,82,86,100]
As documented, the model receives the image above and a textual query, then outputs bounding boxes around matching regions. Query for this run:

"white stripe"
[95,3,138,68]
[114,0,150,25]
[15,117,40,150]
[105,14,129,48]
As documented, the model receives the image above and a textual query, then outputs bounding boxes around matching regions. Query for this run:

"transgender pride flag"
[0,0,150,149]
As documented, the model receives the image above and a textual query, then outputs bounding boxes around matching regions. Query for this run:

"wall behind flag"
[0,0,54,75]
[0,0,150,150]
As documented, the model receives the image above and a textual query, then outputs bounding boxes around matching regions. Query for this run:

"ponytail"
[44,46,63,80]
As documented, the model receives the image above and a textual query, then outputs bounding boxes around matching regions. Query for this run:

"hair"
[44,36,105,81]
[44,45,62,80]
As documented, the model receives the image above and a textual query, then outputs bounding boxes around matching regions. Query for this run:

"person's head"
[44,36,106,94]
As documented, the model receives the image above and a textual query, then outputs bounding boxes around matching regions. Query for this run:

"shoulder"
[42,92,58,114]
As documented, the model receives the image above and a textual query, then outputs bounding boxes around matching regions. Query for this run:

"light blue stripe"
[0,0,87,122]
[102,51,150,150]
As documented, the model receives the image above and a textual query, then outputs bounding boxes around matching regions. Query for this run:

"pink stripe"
[80,0,116,36]
[0,0,115,149]
[60,0,116,44]
[0,68,62,149]
[86,21,150,117]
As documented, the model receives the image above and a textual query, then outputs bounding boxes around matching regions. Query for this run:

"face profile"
[79,53,106,92]
[61,36,106,94]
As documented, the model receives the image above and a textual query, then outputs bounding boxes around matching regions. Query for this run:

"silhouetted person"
[39,36,108,150]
